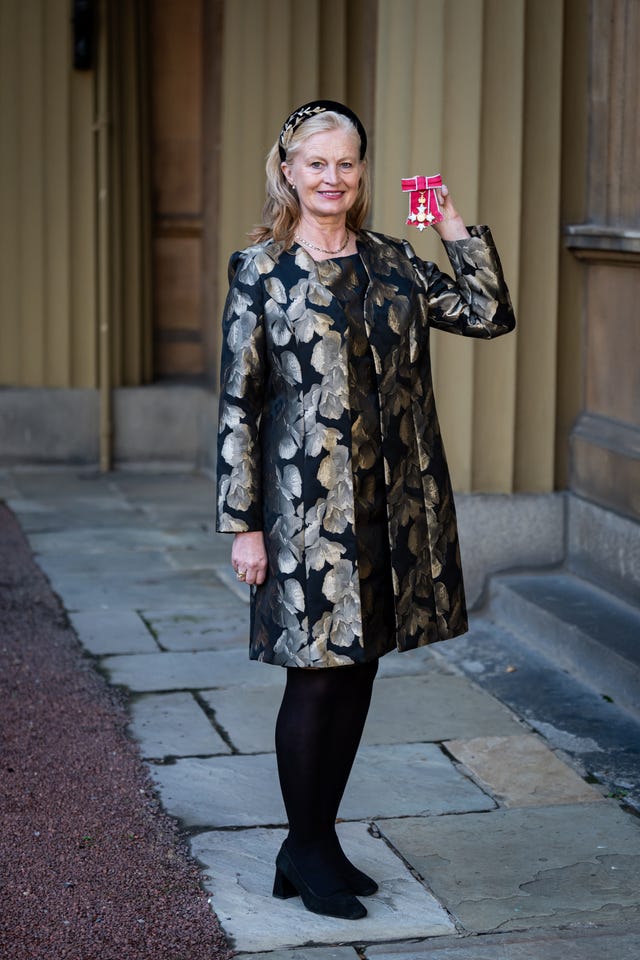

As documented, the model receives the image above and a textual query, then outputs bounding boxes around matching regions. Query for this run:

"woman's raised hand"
[232,530,268,586]
[433,183,470,241]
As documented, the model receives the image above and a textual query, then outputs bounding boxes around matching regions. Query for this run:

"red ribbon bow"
[401,174,444,231]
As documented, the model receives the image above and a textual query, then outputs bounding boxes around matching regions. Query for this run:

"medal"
[401,174,444,231]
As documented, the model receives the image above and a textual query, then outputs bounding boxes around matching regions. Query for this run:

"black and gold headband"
[278,100,367,161]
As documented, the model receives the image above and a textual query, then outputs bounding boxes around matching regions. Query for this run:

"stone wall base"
[0,386,217,469]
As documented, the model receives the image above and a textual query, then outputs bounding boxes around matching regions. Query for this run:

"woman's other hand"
[433,184,470,241]
[232,531,268,586]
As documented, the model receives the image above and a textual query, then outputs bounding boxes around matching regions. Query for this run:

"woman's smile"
[282,129,362,223]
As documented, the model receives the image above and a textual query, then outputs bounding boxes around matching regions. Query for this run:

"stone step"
[486,571,640,719]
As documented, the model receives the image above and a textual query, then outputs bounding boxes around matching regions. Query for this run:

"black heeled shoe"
[272,842,367,920]
[341,860,378,897]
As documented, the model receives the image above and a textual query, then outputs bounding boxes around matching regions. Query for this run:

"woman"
[216,100,515,920]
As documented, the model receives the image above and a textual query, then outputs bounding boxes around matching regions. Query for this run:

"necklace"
[294,230,350,255]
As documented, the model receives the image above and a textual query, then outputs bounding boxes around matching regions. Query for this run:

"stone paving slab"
[163,547,225,571]
[151,743,494,829]
[33,567,223,610]
[377,802,640,933]
[204,675,523,756]
[8,469,116,496]
[8,502,141,533]
[9,486,131,511]
[26,526,208,554]
[152,753,284,828]
[363,676,524,744]
[363,926,640,959]
[9,486,122,507]
[434,618,640,813]
[376,647,444,677]
[0,470,21,500]
[236,948,358,960]
[192,822,455,951]
[164,533,233,564]
[213,563,253,602]
[128,692,230,758]
[5,498,57,515]
[201,686,284,753]
[36,549,174,578]
[111,472,216,501]
[141,605,248,652]
[176,534,232,559]
[234,947,360,960]
[103,648,285,693]
[130,504,217,528]
[447,734,604,807]
[69,609,159,655]
[344,744,494,820]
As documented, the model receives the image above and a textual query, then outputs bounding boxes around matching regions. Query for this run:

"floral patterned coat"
[216,226,515,667]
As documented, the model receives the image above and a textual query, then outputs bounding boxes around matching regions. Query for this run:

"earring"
[288,182,296,191]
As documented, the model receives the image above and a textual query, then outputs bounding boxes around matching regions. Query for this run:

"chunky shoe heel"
[273,866,298,899]
[273,841,367,920]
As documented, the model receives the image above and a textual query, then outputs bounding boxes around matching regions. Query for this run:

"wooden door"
[149,0,220,381]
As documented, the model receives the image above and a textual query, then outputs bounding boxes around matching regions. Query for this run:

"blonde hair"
[249,111,371,246]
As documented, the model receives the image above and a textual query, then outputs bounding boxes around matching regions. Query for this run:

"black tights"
[275,658,379,895]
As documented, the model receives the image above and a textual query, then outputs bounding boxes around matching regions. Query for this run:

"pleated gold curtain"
[372,0,563,494]
[0,0,96,388]
[0,0,150,390]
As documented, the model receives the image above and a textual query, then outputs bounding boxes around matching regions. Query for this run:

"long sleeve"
[406,225,516,338]
[216,251,266,533]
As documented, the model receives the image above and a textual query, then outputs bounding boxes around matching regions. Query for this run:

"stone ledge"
[564,223,640,263]
[487,572,640,717]
[0,385,217,467]
[454,492,565,608]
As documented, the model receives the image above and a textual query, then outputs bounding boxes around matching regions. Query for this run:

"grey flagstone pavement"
[4,467,640,957]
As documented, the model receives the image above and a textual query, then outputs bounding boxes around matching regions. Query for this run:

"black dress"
[316,253,396,661]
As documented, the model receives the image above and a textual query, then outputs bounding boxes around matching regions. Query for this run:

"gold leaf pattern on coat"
[277,350,302,385]
[266,304,293,348]
[310,329,343,374]
[264,276,287,303]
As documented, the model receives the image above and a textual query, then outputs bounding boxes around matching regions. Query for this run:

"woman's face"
[282,129,363,224]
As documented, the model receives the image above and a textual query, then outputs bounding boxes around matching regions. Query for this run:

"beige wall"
[217,0,376,308]
[555,0,589,490]
[0,0,96,388]
[0,0,150,393]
